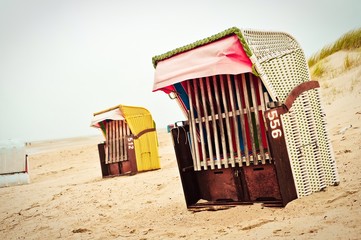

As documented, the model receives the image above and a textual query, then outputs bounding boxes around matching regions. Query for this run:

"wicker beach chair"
[152,27,339,208]
[91,104,160,177]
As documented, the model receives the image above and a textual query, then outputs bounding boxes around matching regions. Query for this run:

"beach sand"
[1,52,360,239]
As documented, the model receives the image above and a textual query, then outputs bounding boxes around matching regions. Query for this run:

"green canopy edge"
[151,27,252,68]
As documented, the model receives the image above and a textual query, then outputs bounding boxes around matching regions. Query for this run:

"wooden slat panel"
[220,75,235,167]
[112,121,117,163]
[115,120,120,162]
[110,121,115,163]
[200,77,215,169]
[258,79,270,162]
[103,120,130,163]
[194,79,207,170]
[187,80,201,170]
[206,76,222,169]
[108,121,112,163]
[120,121,123,161]
[106,122,110,164]
[227,74,241,164]
[242,73,258,164]
[213,75,228,168]
[186,73,272,169]
[235,75,250,165]
[250,75,265,164]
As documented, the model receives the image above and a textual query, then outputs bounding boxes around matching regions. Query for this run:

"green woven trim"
[152,27,253,68]
[252,64,260,77]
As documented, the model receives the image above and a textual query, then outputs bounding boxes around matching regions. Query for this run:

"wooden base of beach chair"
[171,125,285,209]
[97,140,137,178]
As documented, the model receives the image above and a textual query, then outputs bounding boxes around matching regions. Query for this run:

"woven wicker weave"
[240,29,339,197]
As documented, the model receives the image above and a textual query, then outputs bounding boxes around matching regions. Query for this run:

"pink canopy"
[153,35,253,93]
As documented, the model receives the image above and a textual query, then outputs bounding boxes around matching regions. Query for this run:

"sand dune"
[1,51,360,239]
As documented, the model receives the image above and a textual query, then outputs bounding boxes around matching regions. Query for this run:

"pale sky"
[0,0,360,141]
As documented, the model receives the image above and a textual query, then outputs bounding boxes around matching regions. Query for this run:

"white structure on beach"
[0,140,30,187]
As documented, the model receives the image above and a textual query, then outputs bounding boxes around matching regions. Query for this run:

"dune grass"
[312,62,325,78]
[308,28,361,68]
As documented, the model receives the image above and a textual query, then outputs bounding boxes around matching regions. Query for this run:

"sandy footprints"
[238,218,275,231]
[0,202,44,232]
[326,189,359,204]
[1,202,39,223]
[98,203,113,210]
[156,182,165,191]
[51,187,72,201]
[31,166,75,183]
